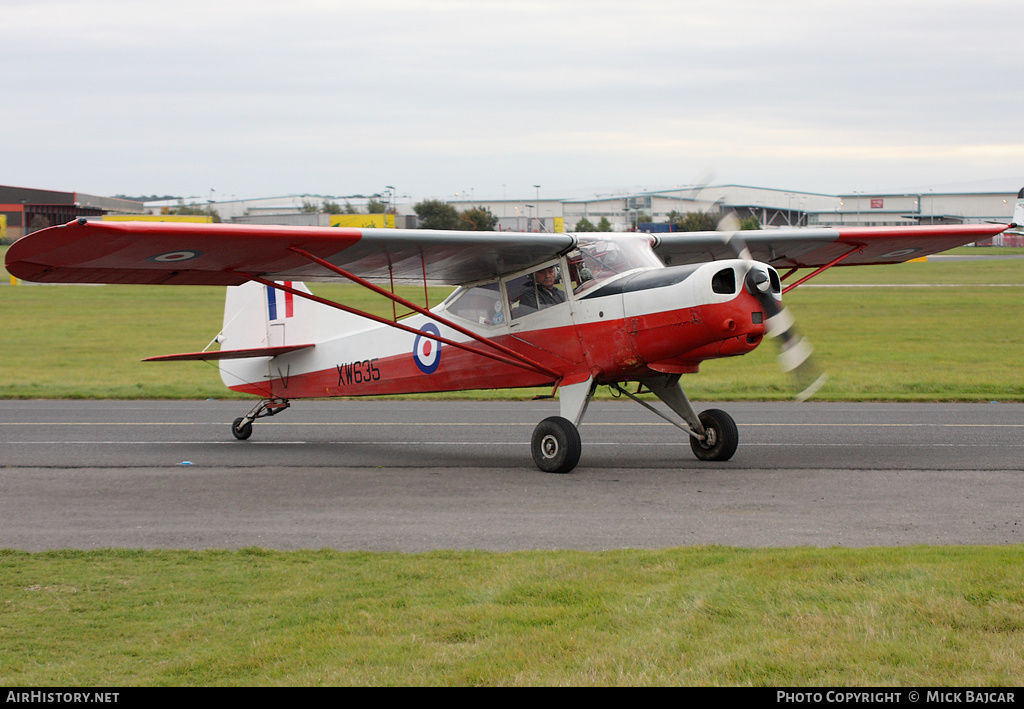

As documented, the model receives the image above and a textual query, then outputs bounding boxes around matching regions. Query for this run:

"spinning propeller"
[719,215,828,401]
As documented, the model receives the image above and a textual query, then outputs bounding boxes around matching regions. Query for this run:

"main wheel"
[689,409,738,461]
[531,416,582,474]
[231,417,253,441]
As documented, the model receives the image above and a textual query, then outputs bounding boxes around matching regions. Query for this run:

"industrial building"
[448,185,839,232]
[0,186,143,242]
[445,179,1022,244]
[4,180,1021,246]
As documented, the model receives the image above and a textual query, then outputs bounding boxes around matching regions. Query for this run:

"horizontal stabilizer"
[143,344,315,362]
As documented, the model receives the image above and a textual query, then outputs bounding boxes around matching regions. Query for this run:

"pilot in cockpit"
[517,265,567,311]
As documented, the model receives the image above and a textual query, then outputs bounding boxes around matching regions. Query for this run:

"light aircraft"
[5,214,1015,473]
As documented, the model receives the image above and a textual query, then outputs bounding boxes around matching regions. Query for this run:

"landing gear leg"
[613,374,739,462]
[231,398,290,440]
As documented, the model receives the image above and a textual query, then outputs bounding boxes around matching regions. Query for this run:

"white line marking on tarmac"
[4,422,1024,428]
[6,441,1023,448]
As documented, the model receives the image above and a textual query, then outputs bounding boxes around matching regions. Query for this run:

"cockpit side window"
[507,263,568,320]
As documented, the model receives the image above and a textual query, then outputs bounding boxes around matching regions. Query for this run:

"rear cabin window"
[446,283,505,326]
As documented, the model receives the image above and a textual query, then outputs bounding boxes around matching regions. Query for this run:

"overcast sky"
[5,0,1023,203]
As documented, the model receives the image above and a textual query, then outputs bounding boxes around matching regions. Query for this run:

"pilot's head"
[534,266,558,288]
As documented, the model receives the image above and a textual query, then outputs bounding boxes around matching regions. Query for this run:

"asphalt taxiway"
[1,399,1021,551]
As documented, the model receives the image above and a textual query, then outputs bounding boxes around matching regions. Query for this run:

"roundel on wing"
[879,248,921,259]
[413,323,442,374]
[147,249,204,263]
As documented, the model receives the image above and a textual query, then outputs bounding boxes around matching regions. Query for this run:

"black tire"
[689,409,738,461]
[531,416,582,474]
[232,417,253,441]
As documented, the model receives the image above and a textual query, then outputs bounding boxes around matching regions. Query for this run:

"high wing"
[652,224,1010,269]
[6,219,1011,288]
[5,219,577,286]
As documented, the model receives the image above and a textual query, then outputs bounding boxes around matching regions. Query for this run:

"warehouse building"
[0,186,143,242]
[5,180,1021,246]
[446,179,1021,239]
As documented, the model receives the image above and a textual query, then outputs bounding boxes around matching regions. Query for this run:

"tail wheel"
[531,416,582,474]
[689,409,738,461]
[230,398,289,441]
[231,417,253,440]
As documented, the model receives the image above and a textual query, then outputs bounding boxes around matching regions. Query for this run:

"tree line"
[412,203,760,232]
[158,197,759,232]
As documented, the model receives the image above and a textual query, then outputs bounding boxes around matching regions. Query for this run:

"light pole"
[384,185,395,227]
[533,184,541,232]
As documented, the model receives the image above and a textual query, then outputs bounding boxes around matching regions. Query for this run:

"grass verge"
[2,546,1022,686]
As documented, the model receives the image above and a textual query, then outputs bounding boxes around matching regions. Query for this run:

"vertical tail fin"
[217,280,380,392]
[220,280,318,351]
[218,281,318,392]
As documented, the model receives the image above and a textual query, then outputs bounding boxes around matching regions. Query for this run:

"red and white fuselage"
[219,253,774,400]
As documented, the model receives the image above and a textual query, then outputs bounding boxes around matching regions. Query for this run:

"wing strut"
[285,246,563,378]
[237,271,562,380]
[781,245,865,294]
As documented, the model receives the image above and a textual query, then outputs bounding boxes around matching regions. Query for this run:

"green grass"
[804,247,1024,285]
[2,546,1022,686]
[945,246,1024,255]
[694,285,1024,400]
[0,274,456,399]
[3,246,1022,400]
